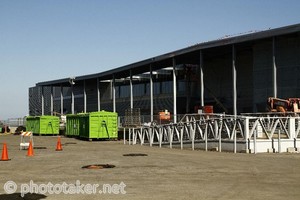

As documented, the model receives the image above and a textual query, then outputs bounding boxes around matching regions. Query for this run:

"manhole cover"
[82,164,115,169]
[123,153,148,156]
[33,147,47,149]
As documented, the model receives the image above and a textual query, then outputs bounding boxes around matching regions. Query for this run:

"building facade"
[29,23,300,122]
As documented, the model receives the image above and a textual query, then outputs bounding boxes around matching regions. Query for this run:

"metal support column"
[173,57,177,123]
[50,86,53,115]
[200,50,204,107]
[41,87,44,115]
[273,37,277,98]
[97,78,100,111]
[60,85,63,115]
[71,85,74,114]
[232,45,237,116]
[130,70,133,109]
[83,80,87,113]
[150,65,154,122]
[112,75,116,112]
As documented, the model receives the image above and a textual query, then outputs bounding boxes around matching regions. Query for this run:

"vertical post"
[170,127,173,149]
[50,86,53,115]
[130,70,133,109]
[123,128,126,144]
[112,75,116,112]
[254,128,257,154]
[200,50,204,107]
[192,123,195,151]
[159,128,162,148]
[218,117,222,152]
[244,117,249,153]
[273,37,277,98]
[41,87,44,115]
[180,127,183,150]
[149,128,153,147]
[289,117,295,139]
[83,80,87,113]
[150,65,154,122]
[97,78,100,111]
[71,84,74,114]
[232,45,237,116]
[128,128,131,145]
[205,123,208,151]
[173,57,177,123]
[60,85,63,115]
[132,128,135,145]
[278,130,281,153]
[234,120,237,153]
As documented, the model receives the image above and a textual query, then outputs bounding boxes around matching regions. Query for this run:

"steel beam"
[173,57,177,123]
[112,75,116,112]
[273,37,277,98]
[60,85,63,115]
[50,86,53,115]
[200,50,204,107]
[97,78,100,111]
[130,70,133,109]
[41,87,44,115]
[84,80,87,113]
[150,65,154,122]
[71,85,74,114]
[232,45,237,116]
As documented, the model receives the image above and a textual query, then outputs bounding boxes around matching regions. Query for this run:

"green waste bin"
[26,116,59,135]
[66,113,88,137]
[79,111,118,139]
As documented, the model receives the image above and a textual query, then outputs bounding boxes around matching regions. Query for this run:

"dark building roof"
[36,23,300,87]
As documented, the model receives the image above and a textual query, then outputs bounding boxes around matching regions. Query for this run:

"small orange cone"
[27,141,34,157]
[1,143,10,161]
[56,137,63,151]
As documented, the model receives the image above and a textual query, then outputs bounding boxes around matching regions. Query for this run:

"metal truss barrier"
[123,113,300,153]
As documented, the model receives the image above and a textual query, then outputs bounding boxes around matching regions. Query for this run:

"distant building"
[29,23,300,122]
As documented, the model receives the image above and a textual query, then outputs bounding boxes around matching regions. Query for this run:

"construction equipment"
[267,97,300,112]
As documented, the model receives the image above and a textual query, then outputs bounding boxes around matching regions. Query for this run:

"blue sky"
[0,0,300,119]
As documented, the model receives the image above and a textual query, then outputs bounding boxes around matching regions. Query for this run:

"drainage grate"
[123,153,148,156]
[82,164,115,169]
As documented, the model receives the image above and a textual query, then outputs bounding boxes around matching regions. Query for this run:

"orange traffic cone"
[27,141,34,157]
[1,143,10,161]
[56,137,63,151]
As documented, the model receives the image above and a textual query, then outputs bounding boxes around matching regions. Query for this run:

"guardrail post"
[289,117,296,139]
[123,128,126,144]
[278,130,281,153]
[244,117,250,153]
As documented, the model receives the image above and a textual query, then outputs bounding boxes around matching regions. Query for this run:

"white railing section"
[123,113,300,153]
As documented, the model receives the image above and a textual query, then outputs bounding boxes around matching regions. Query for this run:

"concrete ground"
[0,134,300,200]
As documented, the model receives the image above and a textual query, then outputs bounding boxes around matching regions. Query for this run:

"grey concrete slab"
[0,134,300,200]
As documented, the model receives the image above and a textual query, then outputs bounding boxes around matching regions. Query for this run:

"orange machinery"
[267,97,300,112]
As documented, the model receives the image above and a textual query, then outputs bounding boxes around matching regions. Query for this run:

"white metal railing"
[123,113,300,153]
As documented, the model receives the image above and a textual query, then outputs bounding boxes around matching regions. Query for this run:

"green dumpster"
[26,116,59,135]
[66,113,88,137]
[79,111,118,139]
